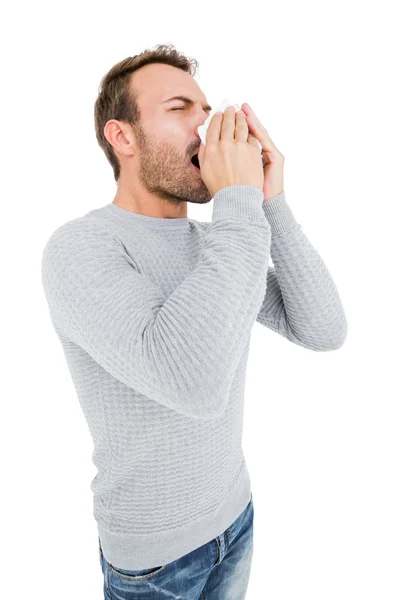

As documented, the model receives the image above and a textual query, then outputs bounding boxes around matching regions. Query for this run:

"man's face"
[128,63,213,206]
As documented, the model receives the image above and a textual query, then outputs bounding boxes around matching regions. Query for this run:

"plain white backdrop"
[1,1,399,598]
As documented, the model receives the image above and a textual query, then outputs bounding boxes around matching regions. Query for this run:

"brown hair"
[94,43,199,182]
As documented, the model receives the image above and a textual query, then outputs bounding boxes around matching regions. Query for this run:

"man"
[41,44,347,599]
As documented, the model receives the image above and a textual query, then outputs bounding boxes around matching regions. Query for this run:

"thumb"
[198,141,205,167]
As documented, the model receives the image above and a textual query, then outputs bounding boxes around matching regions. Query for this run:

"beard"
[132,122,213,207]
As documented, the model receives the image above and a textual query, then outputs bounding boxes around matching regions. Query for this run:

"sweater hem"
[97,458,252,570]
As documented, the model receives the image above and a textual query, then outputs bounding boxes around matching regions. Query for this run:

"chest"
[121,225,206,298]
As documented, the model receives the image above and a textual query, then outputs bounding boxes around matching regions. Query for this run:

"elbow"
[329,319,348,350]
[176,369,232,420]
[314,323,348,351]
[294,322,348,352]
[183,379,230,420]
[329,325,348,350]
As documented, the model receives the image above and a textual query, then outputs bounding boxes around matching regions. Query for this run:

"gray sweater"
[41,185,347,570]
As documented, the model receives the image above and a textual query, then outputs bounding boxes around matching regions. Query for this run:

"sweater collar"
[104,203,191,230]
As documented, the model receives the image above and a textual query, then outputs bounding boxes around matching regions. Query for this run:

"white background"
[1,1,399,598]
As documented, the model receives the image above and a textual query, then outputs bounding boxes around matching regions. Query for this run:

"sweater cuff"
[212,185,267,223]
[262,191,299,236]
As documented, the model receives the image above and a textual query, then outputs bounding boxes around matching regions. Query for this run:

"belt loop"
[214,535,221,565]
[224,528,229,548]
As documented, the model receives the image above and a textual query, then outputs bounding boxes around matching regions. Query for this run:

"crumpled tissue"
[197,98,263,153]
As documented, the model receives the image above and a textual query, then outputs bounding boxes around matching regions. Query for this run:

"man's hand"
[241,103,285,202]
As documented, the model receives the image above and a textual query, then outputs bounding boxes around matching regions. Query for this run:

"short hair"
[94,43,199,182]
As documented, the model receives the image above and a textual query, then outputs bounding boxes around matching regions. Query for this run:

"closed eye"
[170,106,211,114]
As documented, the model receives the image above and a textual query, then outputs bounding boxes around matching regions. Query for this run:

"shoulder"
[41,215,128,280]
[42,213,122,255]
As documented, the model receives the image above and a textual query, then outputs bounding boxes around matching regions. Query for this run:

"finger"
[247,132,260,148]
[220,106,237,140]
[247,117,277,151]
[242,103,277,150]
[198,141,205,165]
[234,110,249,142]
[205,111,224,144]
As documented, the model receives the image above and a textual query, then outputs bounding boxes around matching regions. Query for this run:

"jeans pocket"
[108,562,168,581]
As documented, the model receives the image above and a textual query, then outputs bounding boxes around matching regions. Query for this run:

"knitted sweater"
[41,185,347,570]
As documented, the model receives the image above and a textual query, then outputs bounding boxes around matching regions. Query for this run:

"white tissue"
[197,98,262,152]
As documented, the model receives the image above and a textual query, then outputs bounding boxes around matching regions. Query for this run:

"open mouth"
[191,153,200,170]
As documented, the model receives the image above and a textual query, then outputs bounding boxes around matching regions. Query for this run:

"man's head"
[94,44,214,208]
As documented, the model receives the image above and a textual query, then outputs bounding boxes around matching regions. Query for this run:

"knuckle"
[220,139,232,151]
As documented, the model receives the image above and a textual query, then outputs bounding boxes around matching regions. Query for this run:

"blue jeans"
[99,493,254,599]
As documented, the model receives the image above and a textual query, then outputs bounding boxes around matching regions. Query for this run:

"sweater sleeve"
[256,191,348,350]
[41,185,271,420]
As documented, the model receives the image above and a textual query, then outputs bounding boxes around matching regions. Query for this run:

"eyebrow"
[162,96,212,112]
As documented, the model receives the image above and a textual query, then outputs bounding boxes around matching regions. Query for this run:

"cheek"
[155,120,189,158]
